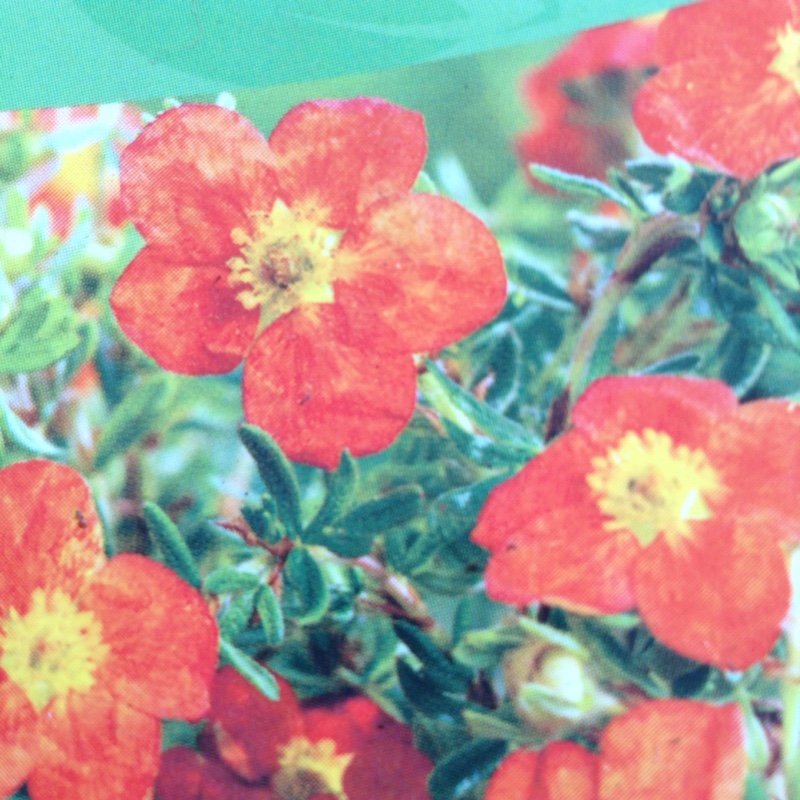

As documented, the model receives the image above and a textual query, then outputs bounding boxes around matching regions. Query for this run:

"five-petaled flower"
[110,98,507,470]
[634,0,800,178]
[155,665,433,800]
[471,375,800,669]
[0,459,219,800]
[485,699,745,800]
[516,19,657,186]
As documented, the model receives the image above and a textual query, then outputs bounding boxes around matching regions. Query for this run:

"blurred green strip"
[2,0,696,111]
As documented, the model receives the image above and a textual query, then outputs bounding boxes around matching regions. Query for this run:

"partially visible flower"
[110,99,506,469]
[484,699,746,800]
[634,0,800,178]
[516,19,658,185]
[471,375,800,669]
[0,460,218,800]
[155,666,433,800]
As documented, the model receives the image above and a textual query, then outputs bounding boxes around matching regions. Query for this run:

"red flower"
[634,0,800,178]
[0,460,219,800]
[471,375,800,669]
[485,699,745,800]
[155,666,433,800]
[109,99,506,470]
[516,19,658,185]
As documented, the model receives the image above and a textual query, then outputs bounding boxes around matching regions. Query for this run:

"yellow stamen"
[586,428,725,547]
[273,736,354,800]
[769,23,800,93]
[227,199,338,330]
[0,588,109,712]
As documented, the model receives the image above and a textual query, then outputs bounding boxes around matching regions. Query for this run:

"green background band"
[2,0,694,112]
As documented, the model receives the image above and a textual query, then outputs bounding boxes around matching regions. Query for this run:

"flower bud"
[503,639,598,735]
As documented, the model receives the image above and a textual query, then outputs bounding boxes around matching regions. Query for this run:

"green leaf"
[440,418,534,468]
[0,286,81,373]
[529,163,631,208]
[394,620,472,690]
[241,501,282,544]
[203,567,261,594]
[304,451,358,538]
[0,394,63,456]
[255,584,284,646]
[94,373,177,469]
[218,590,257,641]
[282,546,329,625]
[219,639,279,700]
[566,209,630,253]
[239,424,302,536]
[427,739,507,800]
[142,502,201,589]
[750,274,800,351]
[421,360,541,452]
[638,352,701,376]
[395,659,466,719]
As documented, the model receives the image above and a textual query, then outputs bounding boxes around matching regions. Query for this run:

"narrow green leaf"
[218,590,257,641]
[255,584,284,646]
[241,501,282,544]
[94,373,177,469]
[203,568,261,595]
[529,163,631,208]
[440,418,533,468]
[427,739,508,800]
[239,424,302,536]
[282,546,329,625]
[395,660,466,719]
[394,620,472,689]
[142,502,201,589]
[750,274,800,351]
[638,352,701,376]
[421,360,541,452]
[219,639,279,700]
[427,475,510,546]
[305,451,357,537]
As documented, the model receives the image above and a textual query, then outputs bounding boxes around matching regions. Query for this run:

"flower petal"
[486,742,600,800]
[269,98,426,229]
[599,699,746,800]
[0,460,104,615]
[243,303,418,470]
[472,433,637,613]
[326,698,432,800]
[110,247,258,375]
[570,375,738,439]
[335,193,506,353]
[207,667,304,782]
[0,681,38,796]
[155,747,271,800]
[80,554,218,720]
[29,689,160,800]
[121,104,278,263]
[634,517,790,669]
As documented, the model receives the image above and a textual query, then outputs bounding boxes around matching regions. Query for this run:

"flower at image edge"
[110,99,507,470]
[155,665,433,800]
[471,375,800,670]
[484,698,745,800]
[0,459,218,800]
[633,0,800,177]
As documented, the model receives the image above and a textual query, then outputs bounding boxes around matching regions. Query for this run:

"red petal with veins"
[81,554,218,721]
[110,247,259,375]
[121,104,278,264]
[269,98,426,229]
[243,303,417,470]
[335,193,506,354]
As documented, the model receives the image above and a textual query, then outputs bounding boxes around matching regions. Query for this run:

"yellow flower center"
[49,144,102,201]
[227,199,338,330]
[273,736,354,800]
[0,588,109,712]
[586,428,724,547]
[769,23,800,93]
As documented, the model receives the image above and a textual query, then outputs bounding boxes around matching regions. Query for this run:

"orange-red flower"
[0,460,218,800]
[109,99,506,470]
[485,699,745,800]
[155,666,433,800]
[634,0,800,178]
[471,375,800,669]
[516,19,657,185]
